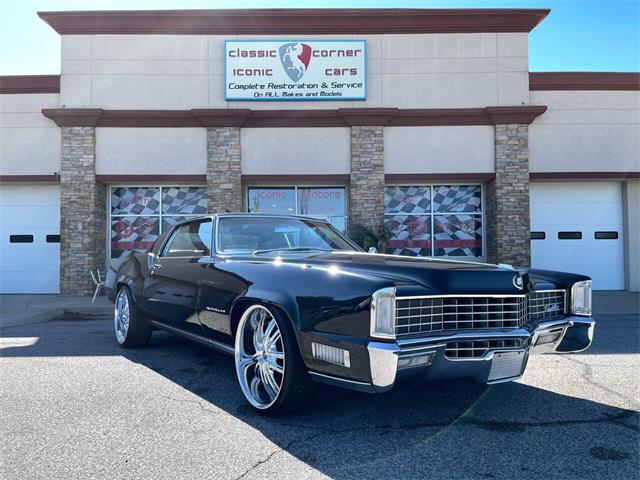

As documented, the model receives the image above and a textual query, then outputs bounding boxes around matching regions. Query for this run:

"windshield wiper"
[252,247,333,256]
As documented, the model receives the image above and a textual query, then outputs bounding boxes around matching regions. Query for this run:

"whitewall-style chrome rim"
[235,305,285,410]
[114,289,130,344]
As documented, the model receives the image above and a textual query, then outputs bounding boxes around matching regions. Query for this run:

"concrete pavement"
[592,290,640,315]
[0,294,112,329]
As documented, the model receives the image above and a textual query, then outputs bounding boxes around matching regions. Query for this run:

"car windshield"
[217,217,358,254]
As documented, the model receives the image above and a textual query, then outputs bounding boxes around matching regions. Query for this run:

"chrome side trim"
[308,371,375,393]
[149,320,235,356]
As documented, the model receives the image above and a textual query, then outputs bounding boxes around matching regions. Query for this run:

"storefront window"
[247,188,296,215]
[110,186,207,263]
[247,186,348,233]
[384,185,483,257]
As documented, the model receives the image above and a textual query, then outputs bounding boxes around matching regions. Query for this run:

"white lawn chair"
[90,268,106,303]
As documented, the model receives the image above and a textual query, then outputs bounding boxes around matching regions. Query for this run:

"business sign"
[225,40,366,101]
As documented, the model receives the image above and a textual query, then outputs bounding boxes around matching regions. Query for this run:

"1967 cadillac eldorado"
[106,214,594,414]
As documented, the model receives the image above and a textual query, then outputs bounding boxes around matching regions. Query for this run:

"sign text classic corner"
[225,40,366,101]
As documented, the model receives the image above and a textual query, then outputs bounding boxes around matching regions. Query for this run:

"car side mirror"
[368,247,377,254]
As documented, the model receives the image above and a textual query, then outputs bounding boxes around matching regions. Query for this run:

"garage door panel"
[0,206,60,229]
[530,183,621,203]
[533,252,620,273]
[530,208,621,226]
[530,182,624,291]
[0,228,59,247]
[0,187,61,206]
[0,270,59,294]
[0,185,60,294]
[532,243,621,265]
[0,250,60,272]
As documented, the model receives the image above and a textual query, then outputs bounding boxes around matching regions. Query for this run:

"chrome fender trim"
[554,317,595,353]
[530,316,595,354]
[367,341,400,392]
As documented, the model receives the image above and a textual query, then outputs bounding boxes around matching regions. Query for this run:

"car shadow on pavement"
[1,318,639,479]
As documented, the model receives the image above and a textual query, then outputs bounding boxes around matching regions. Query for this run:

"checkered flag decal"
[384,185,483,258]
[384,215,432,257]
[162,187,207,215]
[434,214,482,257]
[384,186,431,214]
[110,216,160,259]
[432,185,481,213]
[111,187,160,215]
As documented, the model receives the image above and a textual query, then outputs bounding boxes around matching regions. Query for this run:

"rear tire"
[234,304,311,415]
[114,286,152,348]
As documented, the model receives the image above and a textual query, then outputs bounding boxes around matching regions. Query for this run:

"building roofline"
[41,106,548,128]
[37,8,550,35]
[529,72,640,91]
[0,75,60,94]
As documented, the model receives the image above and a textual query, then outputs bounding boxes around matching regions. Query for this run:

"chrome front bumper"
[365,316,595,393]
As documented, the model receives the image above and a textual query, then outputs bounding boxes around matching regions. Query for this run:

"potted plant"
[350,223,392,253]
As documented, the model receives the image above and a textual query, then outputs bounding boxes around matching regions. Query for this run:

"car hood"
[227,251,527,295]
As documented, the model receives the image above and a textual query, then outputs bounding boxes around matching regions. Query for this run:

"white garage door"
[530,182,624,290]
[0,185,60,293]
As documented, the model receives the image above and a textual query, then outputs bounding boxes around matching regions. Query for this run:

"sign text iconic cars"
[225,40,366,101]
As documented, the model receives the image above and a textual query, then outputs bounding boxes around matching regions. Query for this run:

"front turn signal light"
[571,280,592,316]
[370,287,396,340]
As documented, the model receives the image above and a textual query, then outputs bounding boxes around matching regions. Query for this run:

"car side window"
[161,219,212,258]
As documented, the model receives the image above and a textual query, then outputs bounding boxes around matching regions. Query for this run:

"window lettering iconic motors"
[247,187,347,233]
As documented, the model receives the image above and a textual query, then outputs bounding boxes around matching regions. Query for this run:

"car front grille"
[445,338,526,359]
[395,296,528,336]
[528,289,566,321]
[394,290,566,337]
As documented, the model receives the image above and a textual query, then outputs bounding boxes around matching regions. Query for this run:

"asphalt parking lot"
[1,313,638,480]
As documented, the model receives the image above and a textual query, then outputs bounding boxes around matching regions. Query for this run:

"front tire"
[114,286,152,348]
[234,304,310,415]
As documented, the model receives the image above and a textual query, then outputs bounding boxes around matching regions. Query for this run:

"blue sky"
[0,0,638,74]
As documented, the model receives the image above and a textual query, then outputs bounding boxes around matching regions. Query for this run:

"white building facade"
[0,8,638,295]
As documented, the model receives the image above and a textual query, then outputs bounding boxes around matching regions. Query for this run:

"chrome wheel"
[235,305,285,410]
[114,289,130,344]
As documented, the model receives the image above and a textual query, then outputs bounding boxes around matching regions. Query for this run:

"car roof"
[216,213,326,220]
[177,213,330,223]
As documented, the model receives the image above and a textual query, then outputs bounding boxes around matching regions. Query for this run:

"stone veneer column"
[485,123,531,267]
[60,126,106,296]
[349,126,385,231]
[206,127,242,213]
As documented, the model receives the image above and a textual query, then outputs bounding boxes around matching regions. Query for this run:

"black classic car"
[107,214,595,414]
